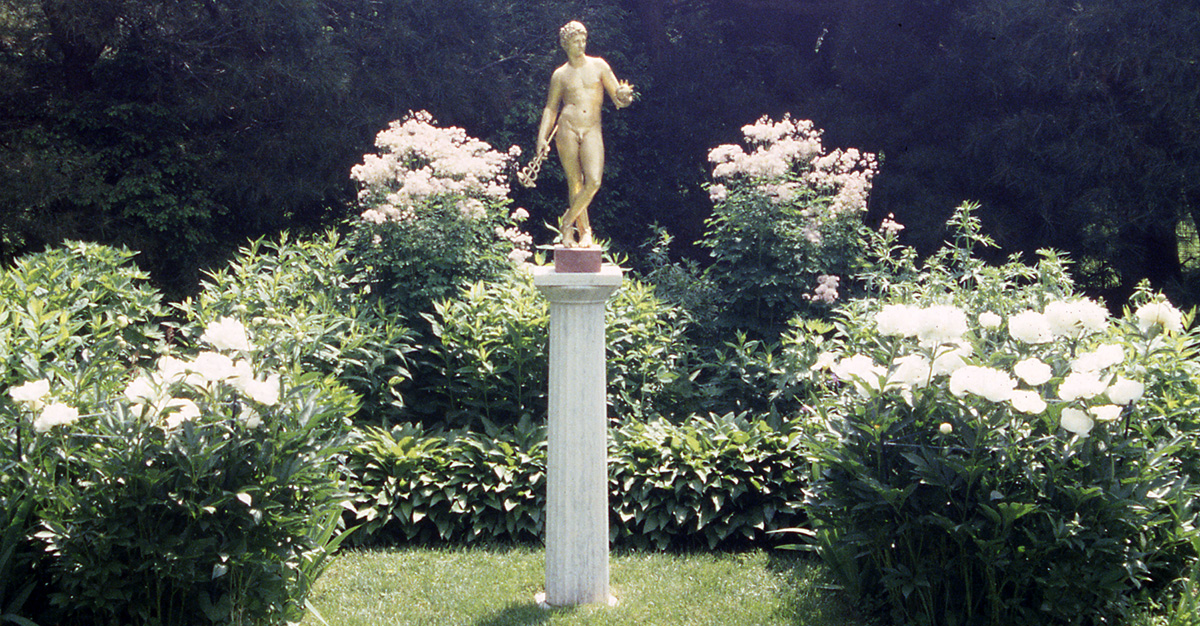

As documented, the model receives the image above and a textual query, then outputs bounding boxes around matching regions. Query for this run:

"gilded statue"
[528,21,634,248]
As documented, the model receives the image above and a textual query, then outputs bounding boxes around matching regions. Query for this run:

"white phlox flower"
[949,366,1016,403]
[1013,358,1053,386]
[34,402,79,433]
[200,317,254,352]
[1060,408,1094,437]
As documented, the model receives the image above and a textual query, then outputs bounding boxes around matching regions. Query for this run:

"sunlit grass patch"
[301,545,859,626]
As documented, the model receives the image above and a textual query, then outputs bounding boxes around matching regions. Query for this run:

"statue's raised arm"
[531,21,635,248]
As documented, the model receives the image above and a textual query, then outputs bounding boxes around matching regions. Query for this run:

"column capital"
[530,265,623,304]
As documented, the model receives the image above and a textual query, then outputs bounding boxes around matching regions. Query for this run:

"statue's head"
[559,21,587,50]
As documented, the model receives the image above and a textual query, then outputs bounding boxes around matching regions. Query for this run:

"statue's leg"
[560,129,604,247]
[556,128,586,245]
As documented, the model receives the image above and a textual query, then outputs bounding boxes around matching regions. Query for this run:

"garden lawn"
[301,545,859,626]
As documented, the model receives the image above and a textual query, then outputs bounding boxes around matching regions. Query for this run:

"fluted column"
[532,264,622,607]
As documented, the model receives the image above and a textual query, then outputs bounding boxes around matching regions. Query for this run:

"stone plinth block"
[552,246,603,273]
[531,265,623,607]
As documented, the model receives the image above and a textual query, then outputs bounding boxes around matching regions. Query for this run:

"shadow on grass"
[766,549,868,626]
[470,602,554,626]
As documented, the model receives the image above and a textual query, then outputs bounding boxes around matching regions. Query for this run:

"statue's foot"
[561,225,579,247]
[578,231,594,248]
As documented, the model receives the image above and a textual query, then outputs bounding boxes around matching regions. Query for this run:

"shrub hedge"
[342,414,805,549]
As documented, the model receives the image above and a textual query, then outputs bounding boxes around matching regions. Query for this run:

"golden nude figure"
[536,21,634,248]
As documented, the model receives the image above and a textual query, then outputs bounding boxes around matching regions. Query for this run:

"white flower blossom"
[1008,311,1053,344]
[1058,371,1109,402]
[1060,408,1094,437]
[875,304,923,337]
[242,374,281,406]
[1089,405,1123,422]
[1135,300,1184,333]
[949,366,1016,403]
[916,305,969,346]
[201,317,253,352]
[831,355,886,396]
[1009,390,1047,414]
[1070,344,1124,373]
[977,311,1002,330]
[1044,299,1109,338]
[931,343,973,376]
[9,379,50,408]
[1106,377,1145,405]
[889,354,932,389]
[190,352,238,384]
[163,398,202,429]
[1013,358,1053,386]
[34,402,79,433]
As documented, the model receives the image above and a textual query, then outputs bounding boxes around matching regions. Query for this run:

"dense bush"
[407,266,694,428]
[176,231,416,427]
[693,115,877,339]
[344,112,530,319]
[3,316,355,623]
[342,414,804,549]
[790,205,1200,626]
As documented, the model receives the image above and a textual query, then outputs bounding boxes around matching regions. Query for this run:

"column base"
[535,591,619,609]
[552,246,603,273]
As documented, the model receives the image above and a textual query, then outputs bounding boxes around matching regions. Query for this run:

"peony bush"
[793,205,1200,625]
[4,316,357,626]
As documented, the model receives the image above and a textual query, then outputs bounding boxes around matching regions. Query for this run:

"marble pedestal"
[531,264,623,607]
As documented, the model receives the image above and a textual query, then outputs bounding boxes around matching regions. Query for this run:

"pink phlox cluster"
[804,274,841,304]
[706,114,878,219]
[496,207,534,264]
[352,111,516,224]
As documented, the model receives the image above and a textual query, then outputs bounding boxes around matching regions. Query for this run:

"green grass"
[301,545,861,626]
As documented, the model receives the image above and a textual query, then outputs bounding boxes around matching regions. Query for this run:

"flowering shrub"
[794,205,1200,625]
[698,114,878,337]
[3,317,357,625]
[345,111,530,317]
[175,231,417,426]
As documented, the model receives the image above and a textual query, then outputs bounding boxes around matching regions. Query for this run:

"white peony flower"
[1009,390,1047,414]
[9,379,50,408]
[1070,344,1124,373]
[1013,358,1053,386]
[888,354,932,389]
[931,343,973,375]
[939,422,953,434]
[874,304,922,337]
[831,355,886,396]
[163,398,202,429]
[813,352,838,370]
[242,374,281,406]
[1106,377,1145,405]
[34,402,79,433]
[1058,371,1109,402]
[200,317,254,352]
[1060,407,1094,437]
[915,305,970,346]
[239,407,264,429]
[1044,299,1109,338]
[977,311,1002,330]
[190,352,238,384]
[124,375,160,405]
[1135,300,1184,334]
[1008,311,1053,344]
[949,366,1016,403]
[1089,405,1123,422]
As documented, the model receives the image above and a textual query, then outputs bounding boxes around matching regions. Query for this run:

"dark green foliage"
[407,267,694,428]
[0,241,167,390]
[342,414,805,549]
[176,231,417,426]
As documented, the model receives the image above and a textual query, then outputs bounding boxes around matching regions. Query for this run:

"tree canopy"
[2,0,1198,304]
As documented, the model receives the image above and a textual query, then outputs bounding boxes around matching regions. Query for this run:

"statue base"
[552,246,603,273]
